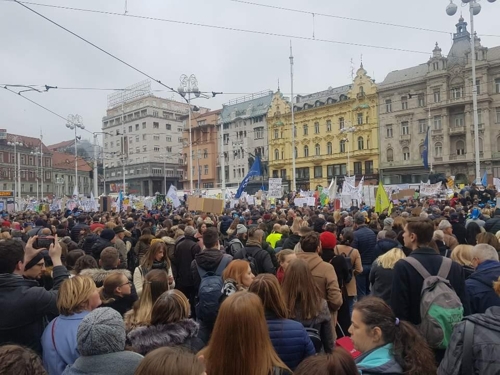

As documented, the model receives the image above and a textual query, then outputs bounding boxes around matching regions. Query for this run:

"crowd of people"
[1,193,500,374]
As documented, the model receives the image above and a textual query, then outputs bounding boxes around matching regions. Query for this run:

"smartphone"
[34,236,55,249]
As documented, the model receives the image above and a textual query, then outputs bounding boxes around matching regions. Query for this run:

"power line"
[3,1,430,55]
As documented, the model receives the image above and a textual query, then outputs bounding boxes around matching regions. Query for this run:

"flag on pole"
[422,127,429,170]
[235,155,262,199]
[482,171,488,187]
[328,177,337,201]
[375,181,391,214]
[167,185,181,208]
[72,184,79,198]
[117,190,123,213]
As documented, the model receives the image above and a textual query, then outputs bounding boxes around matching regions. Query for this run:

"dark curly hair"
[0,345,47,375]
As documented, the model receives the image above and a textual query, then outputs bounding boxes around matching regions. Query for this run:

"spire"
[433,42,442,58]
[453,16,470,41]
[277,78,280,92]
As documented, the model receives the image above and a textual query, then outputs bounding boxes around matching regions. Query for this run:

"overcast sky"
[1,0,499,146]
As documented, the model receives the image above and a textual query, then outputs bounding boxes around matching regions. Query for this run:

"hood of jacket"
[127,319,199,355]
[161,236,176,245]
[80,268,132,285]
[467,306,500,333]
[376,238,401,252]
[356,344,403,374]
[469,261,500,288]
[195,248,224,270]
[91,237,113,249]
[296,251,323,271]
[0,273,38,288]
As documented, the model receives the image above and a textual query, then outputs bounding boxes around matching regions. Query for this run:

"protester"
[293,350,359,375]
[99,271,137,316]
[113,226,128,268]
[465,221,482,245]
[476,232,500,253]
[352,212,377,298]
[276,249,296,284]
[234,227,276,275]
[266,223,283,248]
[281,217,304,250]
[65,250,85,275]
[450,244,474,279]
[485,208,500,234]
[80,247,131,287]
[370,247,406,305]
[41,276,101,375]
[73,255,98,275]
[0,345,47,375]
[134,347,205,375]
[134,242,174,296]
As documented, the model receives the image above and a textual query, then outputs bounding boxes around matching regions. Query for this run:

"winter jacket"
[369,261,396,305]
[266,232,282,249]
[219,216,232,235]
[485,215,500,234]
[191,248,232,292]
[194,232,205,250]
[281,233,301,251]
[70,223,89,243]
[134,235,154,260]
[451,222,467,245]
[373,238,401,258]
[265,311,315,370]
[80,233,99,255]
[114,238,128,268]
[101,293,138,317]
[41,311,90,375]
[91,237,114,260]
[133,263,174,297]
[332,245,363,297]
[127,319,204,355]
[438,306,500,375]
[465,218,485,228]
[390,247,470,326]
[355,343,404,374]
[444,233,459,251]
[352,225,377,265]
[62,351,143,375]
[0,266,69,353]
[466,260,500,314]
[80,268,133,288]
[293,299,334,354]
[173,235,201,288]
[234,243,276,275]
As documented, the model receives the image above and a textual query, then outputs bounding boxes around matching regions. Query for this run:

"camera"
[34,236,55,249]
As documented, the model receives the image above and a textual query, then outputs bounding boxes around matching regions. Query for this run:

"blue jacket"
[356,343,403,374]
[466,260,500,314]
[373,238,401,258]
[265,311,315,370]
[41,311,90,375]
[352,225,377,264]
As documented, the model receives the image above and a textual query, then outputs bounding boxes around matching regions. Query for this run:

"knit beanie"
[100,229,116,242]
[77,307,126,356]
[319,231,337,250]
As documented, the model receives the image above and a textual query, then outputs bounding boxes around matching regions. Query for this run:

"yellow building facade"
[267,65,379,191]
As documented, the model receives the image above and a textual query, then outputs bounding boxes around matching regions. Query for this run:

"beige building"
[378,17,500,185]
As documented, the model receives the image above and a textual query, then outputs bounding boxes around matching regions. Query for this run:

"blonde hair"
[495,230,500,242]
[376,248,406,269]
[451,244,474,267]
[290,217,304,234]
[57,276,97,316]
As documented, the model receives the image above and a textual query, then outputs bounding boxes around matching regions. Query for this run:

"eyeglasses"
[35,262,45,268]
[119,281,132,287]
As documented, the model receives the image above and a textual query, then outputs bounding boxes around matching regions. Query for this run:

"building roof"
[295,84,352,109]
[2,133,51,154]
[48,139,75,151]
[51,151,92,172]
[220,91,273,123]
[379,63,428,87]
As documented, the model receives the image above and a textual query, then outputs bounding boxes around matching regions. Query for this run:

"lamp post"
[178,74,201,195]
[8,137,23,207]
[31,150,43,201]
[66,114,84,196]
[341,126,356,176]
[446,0,497,184]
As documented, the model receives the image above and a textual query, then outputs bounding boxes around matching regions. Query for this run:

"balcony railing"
[449,126,465,135]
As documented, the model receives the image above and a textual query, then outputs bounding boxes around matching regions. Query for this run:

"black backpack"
[225,238,244,256]
[305,319,323,353]
[332,246,354,284]
[241,248,262,276]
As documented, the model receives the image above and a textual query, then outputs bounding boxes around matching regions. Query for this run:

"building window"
[456,140,465,155]
[274,149,279,160]
[294,147,298,159]
[476,79,481,95]
[357,113,363,125]
[434,142,442,157]
[454,114,465,127]
[166,136,171,142]
[166,124,171,130]
[314,122,320,134]
[135,124,139,131]
[142,134,147,141]
[293,126,297,137]
[403,147,410,161]
[496,107,500,123]
[478,109,482,124]
[128,125,132,132]
[315,144,320,156]
[434,89,441,103]
[386,125,393,138]
[356,136,364,150]
[339,117,344,130]
[401,121,409,135]
[340,140,346,153]
[386,99,392,113]
[494,78,500,94]
[433,61,439,70]
[255,127,264,139]
[354,162,362,175]
[295,167,310,180]
[327,142,332,155]
[418,94,425,107]
[365,160,373,174]
[326,120,332,132]
[153,135,160,141]
[135,135,139,142]
[314,166,322,178]
[142,122,146,129]
[304,145,309,157]
[401,96,408,110]
[303,124,308,136]
[418,119,427,133]
[451,86,463,99]
[204,165,209,175]
[274,129,279,139]
[434,116,442,130]
[153,122,159,129]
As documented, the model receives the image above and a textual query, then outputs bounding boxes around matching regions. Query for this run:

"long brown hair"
[354,297,437,375]
[222,260,250,288]
[150,290,190,325]
[100,272,128,304]
[135,347,205,375]
[294,350,359,375]
[200,292,290,375]
[248,274,288,319]
[282,259,322,320]
[140,242,171,271]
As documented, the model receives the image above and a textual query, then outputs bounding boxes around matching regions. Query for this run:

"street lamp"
[446,0,497,184]
[341,127,356,176]
[7,137,23,206]
[66,114,84,196]
[178,74,201,195]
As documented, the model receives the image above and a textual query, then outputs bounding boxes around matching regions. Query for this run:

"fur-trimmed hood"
[127,319,201,355]
[161,236,176,245]
[80,268,132,286]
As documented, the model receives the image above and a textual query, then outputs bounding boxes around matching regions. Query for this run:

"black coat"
[373,238,401,258]
[390,247,470,326]
[173,236,201,288]
[281,234,301,251]
[81,233,99,255]
[70,222,89,243]
[369,260,395,305]
[485,216,500,234]
[101,293,138,316]
[234,245,276,275]
[0,266,69,353]
[352,225,377,265]
[451,222,467,245]
[91,237,114,260]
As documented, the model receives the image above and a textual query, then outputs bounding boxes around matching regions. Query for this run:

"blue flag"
[482,171,487,186]
[235,155,262,199]
[422,127,429,170]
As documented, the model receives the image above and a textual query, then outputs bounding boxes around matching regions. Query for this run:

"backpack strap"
[403,257,431,279]
[214,255,231,276]
[437,257,453,279]
[347,247,354,257]
[334,246,339,255]
[462,320,475,375]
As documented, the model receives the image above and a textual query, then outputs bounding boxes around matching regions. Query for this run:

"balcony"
[449,126,465,135]
[449,154,466,161]
[431,128,443,135]
[400,134,411,141]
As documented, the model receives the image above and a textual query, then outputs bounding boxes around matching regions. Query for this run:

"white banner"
[420,182,443,196]
[268,178,282,198]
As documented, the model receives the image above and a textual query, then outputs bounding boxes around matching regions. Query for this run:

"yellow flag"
[375,181,391,214]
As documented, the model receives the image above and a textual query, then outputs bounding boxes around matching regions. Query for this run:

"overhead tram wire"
[3,1,430,55]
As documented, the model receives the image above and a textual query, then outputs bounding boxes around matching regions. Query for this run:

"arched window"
[315,144,320,156]
[457,140,465,155]
[327,142,332,155]
[303,124,308,136]
[274,149,279,160]
[358,136,364,150]
[304,145,309,157]
[294,147,298,159]
[434,142,442,157]
[340,140,346,153]
[387,148,394,162]
[403,147,410,161]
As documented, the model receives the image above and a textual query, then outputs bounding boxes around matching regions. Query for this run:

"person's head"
[113,226,125,240]
[101,272,132,301]
[471,244,499,268]
[142,241,169,269]
[74,255,98,274]
[350,297,436,373]
[99,247,120,269]
[438,220,453,235]
[340,228,354,245]
[290,217,304,233]
[344,216,353,227]
[272,223,281,233]
[353,213,366,228]
[300,232,321,253]
[0,345,47,375]
[0,239,25,274]
[376,247,406,269]
[403,218,434,250]
[248,227,264,243]
[202,227,219,249]
[57,276,101,316]
[100,228,116,243]
[23,250,47,280]
[279,225,290,236]
[65,250,85,271]
[476,232,500,251]
[248,274,288,319]
[222,259,254,288]
[294,350,359,375]
[276,249,296,271]
[134,347,206,375]
[197,222,207,234]
[282,259,322,320]
[200,292,288,375]
[184,226,196,238]
[150,290,190,325]
[451,244,474,267]
[433,229,445,242]
[77,307,126,356]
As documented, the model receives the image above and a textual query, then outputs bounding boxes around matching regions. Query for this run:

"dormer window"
[433,62,439,70]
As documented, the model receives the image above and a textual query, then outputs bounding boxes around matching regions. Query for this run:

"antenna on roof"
[350,58,355,81]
